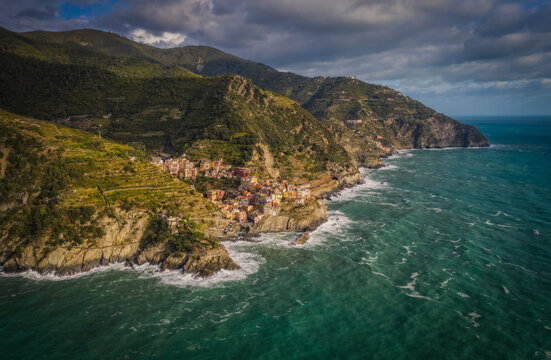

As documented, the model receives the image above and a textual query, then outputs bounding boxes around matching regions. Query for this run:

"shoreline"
[0,171,370,281]
[0,145,484,281]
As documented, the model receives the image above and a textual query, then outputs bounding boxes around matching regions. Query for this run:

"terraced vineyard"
[0,109,218,248]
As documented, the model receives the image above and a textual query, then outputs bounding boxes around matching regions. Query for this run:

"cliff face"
[2,210,144,275]
[0,29,491,279]
[385,115,489,149]
[309,171,364,198]
[250,199,328,234]
[3,27,490,155]
[137,246,239,278]
[138,45,490,153]
[1,209,238,277]
[0,111,237,278]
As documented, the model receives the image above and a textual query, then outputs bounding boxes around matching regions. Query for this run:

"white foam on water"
[492,210,514,218]
[250,232,298,249]
[457,292,470,298]
[406,293,432,300]
[206,302,251,324]
[362,262,391,280]
[328,166,389,203]
[415,146,488,151]
[468,312,482,328]
[429,194,449,202]
[379,164,398,170]
[402,245,414,256]
[396,272,431,300]
[501,262,535,274]
[479,245,493,253]
[307,210,353,246]
[0,262,131,281]
[440,277,452,288]
[397,272,419,291]
[378,202,399,207]
[329,177,388,202]
[140,242,265,288]
[484,219,516,229]
[396,273,431,300]
[358,252,378,265]
[372,270,391,279]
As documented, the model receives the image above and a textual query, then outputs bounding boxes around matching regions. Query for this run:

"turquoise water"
[1,117,550,359]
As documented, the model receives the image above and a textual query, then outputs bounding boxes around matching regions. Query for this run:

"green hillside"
[7,27,488,164]
[0,109,221,261]
[0,28,354,181]
[166,47,489,151]
[0,27,196,78]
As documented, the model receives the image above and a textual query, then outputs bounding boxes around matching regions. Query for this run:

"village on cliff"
[152,156,311,227]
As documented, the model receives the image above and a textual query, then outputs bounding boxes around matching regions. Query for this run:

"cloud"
[129,28,187,47]
[16,8,58,20]
[0,0,550,114]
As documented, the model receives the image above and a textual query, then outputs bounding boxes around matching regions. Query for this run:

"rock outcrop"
[135,244,239,278]
[386,115,489,149]
[310,171,364,199]
[1,209,238,277]
[250,199,328,234]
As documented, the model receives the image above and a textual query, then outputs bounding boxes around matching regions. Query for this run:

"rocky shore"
[0,209,238,277]
[0,169,366,278]
[0,143,482,278]
[135,245,239,278]
[249,199,328,234]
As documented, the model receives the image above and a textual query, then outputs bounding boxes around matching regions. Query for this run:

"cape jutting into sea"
[1,116,550,359]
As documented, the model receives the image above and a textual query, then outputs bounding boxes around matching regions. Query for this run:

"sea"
[1,117,550,360]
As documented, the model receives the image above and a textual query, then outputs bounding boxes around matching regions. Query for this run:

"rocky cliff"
[385,115,489,148]
[0,111,237,278]
[1,209,238,277]
[137,245,239,278]
[250,199,328,234]
[0,29,491,279]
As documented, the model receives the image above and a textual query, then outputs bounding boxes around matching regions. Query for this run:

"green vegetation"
[0,27,196,79]
[140,215,217,254]
[0,26,489,273]
[191,176,241,193]
[0,110,215,251]
[0,27,355,180]
[1,26,487,162]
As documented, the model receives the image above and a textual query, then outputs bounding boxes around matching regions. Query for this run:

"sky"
[1,0,550,116]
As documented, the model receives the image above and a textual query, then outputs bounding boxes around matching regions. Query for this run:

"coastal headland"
[0,27,488,278]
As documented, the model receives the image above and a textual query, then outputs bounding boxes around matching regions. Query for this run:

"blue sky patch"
[58,1,119,20]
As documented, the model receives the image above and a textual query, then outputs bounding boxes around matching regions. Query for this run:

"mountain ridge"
[0,27,488,276]
[7,27,488,164]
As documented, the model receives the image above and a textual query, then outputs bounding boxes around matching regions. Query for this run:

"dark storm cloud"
[0,0,103,31]
[0,0,550,114]
[16,8,57,20]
